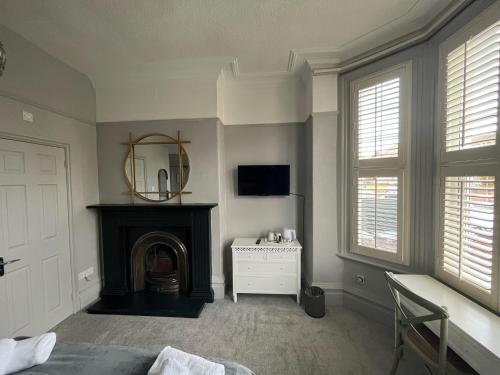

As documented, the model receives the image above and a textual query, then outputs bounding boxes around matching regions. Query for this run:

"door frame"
[0,131,79,314]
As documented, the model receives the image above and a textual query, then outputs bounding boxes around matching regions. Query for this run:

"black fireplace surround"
[87,204,217,318]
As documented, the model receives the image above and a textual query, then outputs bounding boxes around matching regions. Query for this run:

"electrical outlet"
[22,110,34,123]
[355,274,366,285]
[78,267,94,281]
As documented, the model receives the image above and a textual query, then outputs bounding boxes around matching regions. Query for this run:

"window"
[351,63,412,264]
[437,20,499,310]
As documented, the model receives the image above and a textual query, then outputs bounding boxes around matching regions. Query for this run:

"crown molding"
[288,47,341,73]
[94,56,237,87]
[284,0,472,77]
[313,0,472,75]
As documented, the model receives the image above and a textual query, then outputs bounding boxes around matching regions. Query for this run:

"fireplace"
[131,231,188,294]
[86,204,216,318]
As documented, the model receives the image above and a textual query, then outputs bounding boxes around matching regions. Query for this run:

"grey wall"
[304,117,313,286]
[96,118,226,297]
[0,25,95,124]
[97,119,220,203]
[0,25,99,308]
[96,120,307,293]
[338,0,497,323]
[223,123,305,278]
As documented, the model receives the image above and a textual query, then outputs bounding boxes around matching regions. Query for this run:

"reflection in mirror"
[124,134,190,202]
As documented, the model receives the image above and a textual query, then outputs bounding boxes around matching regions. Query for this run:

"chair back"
[385,272,450,375]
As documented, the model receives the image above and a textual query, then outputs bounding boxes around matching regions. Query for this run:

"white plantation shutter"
[358,78,400,159]
[351,63,411,264]
[445,21,499,152]
[441,176,495,292]
[438,18,499,310]
[357,176,398,252]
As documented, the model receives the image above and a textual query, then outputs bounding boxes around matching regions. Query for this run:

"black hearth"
[87,204,217,318]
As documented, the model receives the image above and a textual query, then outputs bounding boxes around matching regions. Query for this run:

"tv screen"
[238,165,290,196]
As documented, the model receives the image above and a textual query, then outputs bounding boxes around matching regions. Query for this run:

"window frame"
[435,15,500,311]
[350,62,412,265]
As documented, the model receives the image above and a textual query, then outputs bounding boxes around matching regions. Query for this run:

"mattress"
[16,342,254,375]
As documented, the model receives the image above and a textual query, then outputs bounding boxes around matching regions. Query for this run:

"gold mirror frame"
[123,131,192,203]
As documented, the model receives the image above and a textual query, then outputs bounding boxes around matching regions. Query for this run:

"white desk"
[394,274,500,375]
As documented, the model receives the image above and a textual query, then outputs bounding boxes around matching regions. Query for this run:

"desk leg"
[233,293,237,303]
[297,252,301,305]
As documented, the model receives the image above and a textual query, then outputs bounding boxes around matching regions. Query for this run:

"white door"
[0,139,73,337]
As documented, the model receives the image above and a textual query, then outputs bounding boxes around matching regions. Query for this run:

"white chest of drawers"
[231,238,302,304]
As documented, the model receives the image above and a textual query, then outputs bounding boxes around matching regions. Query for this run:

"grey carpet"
[54,295,427,375]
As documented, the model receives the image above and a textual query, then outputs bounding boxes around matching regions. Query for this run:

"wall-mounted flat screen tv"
[238,165,290,196]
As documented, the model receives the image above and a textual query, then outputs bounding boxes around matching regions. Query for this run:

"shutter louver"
[445,21,500,152]
[442,176,495,292]
[358,78,400,159]
[357,176,398,253]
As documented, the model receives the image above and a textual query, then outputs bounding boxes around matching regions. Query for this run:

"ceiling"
[0,0,456,85]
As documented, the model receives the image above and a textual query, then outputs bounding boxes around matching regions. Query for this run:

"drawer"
[236,260,296,274]
[234,251,266,261]
[236,275,297,294]
[267,252,297,261]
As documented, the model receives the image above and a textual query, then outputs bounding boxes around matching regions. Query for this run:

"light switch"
[22,110,34,123]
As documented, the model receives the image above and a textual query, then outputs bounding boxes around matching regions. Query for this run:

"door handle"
[0,257,20,277]
[0,259,20,266]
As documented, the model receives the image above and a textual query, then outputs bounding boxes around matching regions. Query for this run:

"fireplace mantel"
[87,202,217,318]
[87,203,218,210]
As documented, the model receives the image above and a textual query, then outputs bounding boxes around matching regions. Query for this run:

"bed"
[16,341,254,375]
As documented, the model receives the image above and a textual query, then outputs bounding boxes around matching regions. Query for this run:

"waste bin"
[304,286,325,318]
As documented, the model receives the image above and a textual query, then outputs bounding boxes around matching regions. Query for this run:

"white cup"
[267,232,276,242]
[283,228,296,242]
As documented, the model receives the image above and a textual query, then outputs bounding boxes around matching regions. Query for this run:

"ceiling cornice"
[311,0,473,75]
[288,47,341,73]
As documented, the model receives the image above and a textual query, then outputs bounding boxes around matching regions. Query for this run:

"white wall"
[96,67,308,126]
[312,75,338,113]
[96,77,218,123]
[0,25,99,309]
[221,75,307,125]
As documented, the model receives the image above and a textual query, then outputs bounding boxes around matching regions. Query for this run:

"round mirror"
[124,134,190,202]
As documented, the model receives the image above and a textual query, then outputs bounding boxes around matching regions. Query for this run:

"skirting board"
[78,281,101,311]
[309,282,344,307]
[343,290,393,327]
[212,281,225,300]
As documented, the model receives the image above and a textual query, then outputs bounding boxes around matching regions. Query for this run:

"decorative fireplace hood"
[87,203,217,318]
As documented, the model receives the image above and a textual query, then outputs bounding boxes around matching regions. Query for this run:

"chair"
[384,272,477,375]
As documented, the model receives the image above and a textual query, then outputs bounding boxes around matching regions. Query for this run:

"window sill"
[337,252,411,274]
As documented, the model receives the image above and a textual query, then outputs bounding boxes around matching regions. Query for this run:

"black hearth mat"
[87,292,205,318]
